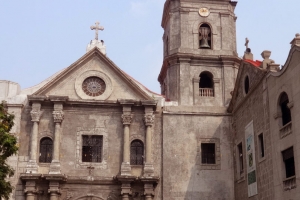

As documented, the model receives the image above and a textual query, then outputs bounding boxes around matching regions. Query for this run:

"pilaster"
[119,99,135,176]
[45,174,66,200]
[116,176,136,200]
[26,97,44,173]
[141,101,157,177]
[20,174,41,200]
[140,177,159,200]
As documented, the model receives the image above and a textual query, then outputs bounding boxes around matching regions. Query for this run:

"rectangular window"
[258,133,265,158]
[82,135,103,163]
[201,143,215,164]
[238,143,244,174]
[282,147,295,178]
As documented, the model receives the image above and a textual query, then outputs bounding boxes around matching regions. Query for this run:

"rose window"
[82,77,106,97]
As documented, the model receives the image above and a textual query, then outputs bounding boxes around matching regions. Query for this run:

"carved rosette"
[53,110,64,123]
[30,110,42,122]
[144,114,155,126]
[121,114,133,125]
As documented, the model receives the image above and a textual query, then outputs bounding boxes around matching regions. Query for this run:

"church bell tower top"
[86,21,106,55]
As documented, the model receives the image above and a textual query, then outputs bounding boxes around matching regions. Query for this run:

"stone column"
[48,181,61,200]
[140,177,159,200]
[121,183,131,200]
[144,183,155,200]
[23,178,39,200]
[49,103,64,174]
[143,112,155,176]
[120,105,133,176]
[26,102,43,173]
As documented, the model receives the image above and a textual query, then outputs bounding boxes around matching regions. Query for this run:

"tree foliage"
[0,102,18,200]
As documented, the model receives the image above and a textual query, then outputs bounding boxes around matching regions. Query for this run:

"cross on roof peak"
[90,21,104,40]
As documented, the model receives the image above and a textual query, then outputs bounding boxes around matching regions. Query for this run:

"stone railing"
[199,88,214,97]
[283,176,296,191]
[280,121,292,139]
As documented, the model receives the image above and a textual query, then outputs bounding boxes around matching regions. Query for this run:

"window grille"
[282,147,295,178]
[82,135,103,163]
[201,143,215,164]
[39,137,53,163]
[130,140,144,165]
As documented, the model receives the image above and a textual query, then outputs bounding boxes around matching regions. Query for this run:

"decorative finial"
[90,21,104,40]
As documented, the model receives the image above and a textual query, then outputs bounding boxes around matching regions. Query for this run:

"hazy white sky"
[0,0,299,93]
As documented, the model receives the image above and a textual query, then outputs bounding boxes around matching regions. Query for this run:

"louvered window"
[130,140,144,165]
[39,137,53,163]
[82,135,103,163]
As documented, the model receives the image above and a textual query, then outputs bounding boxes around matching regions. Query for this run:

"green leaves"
[0,102,18,200]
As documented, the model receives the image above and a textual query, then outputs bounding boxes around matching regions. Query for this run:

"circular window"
[82,77,106,97]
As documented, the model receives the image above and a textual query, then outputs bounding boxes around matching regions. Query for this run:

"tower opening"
[199,71,214,97]
[199,24,212,49]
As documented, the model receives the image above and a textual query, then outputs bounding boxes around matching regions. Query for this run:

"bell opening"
[199,24,212,49]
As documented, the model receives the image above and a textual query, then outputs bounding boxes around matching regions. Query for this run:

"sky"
[0,0,299,94]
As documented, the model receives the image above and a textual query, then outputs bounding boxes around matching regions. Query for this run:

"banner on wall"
[245,121,258,197]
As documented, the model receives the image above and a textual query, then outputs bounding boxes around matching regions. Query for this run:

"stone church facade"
[1,0,300,200]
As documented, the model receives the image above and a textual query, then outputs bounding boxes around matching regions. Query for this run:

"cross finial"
[90,21,104,40]
[245,37,249,49]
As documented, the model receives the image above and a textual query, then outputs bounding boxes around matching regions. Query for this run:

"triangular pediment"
[228,60,266,112]
[33,47,155,101]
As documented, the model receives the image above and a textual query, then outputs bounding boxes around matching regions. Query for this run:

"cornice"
[158,53,240,83]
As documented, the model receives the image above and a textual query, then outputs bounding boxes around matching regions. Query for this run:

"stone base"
[143,163,154,177]
[25,160,38,174]
[49,160,61,174]
[120,162,131,176]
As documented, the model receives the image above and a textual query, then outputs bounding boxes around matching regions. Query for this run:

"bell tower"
[158,0,240,107]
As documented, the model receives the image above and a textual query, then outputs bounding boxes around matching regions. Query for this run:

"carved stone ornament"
[143,114,154,126]
[121,114,133,125]
[53,110,64,123]
[30,110,43,122]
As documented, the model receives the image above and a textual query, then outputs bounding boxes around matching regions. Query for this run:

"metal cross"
[90,21,104,40]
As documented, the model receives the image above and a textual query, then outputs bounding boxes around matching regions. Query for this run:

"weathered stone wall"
[162,111,234,200]
[232,64,274,200]
[267,50,300,200]
[12,102,162,200]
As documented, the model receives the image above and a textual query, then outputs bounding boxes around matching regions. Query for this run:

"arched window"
[130,140,144,165]
[39,137,53,163]
[199,71,214,97]
[279,92,291,126]
[199,24,212,49]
